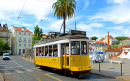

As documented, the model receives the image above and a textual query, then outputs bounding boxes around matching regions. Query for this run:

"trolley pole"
[99,62,100,72]
[121,63,122,76]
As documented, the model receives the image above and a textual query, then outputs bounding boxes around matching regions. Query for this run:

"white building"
[110,38,118,45]
[11,26,32,55]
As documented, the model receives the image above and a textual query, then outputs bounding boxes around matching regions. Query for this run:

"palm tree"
[52,0,76,33]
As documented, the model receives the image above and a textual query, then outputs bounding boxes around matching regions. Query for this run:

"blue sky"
[0,0,130,37]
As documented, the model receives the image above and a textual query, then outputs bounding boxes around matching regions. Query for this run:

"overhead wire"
[13,0,28,26]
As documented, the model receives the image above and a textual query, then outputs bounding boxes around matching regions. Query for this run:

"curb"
[19,56,34,63]
[91,72,115,79]
[91,72,128,81]
[0,73,4,81]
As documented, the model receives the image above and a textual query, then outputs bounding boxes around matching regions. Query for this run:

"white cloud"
[107,26,123,30]
[0,0,56,21]
[22,23,32,27]
[89,0,130,24]
[84,0,89,9]
[77,23,104,31]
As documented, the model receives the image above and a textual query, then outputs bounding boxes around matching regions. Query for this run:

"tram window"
[67,57,69,66]
[71,41,80,55]
[49,45,52,56]
[39,47,42,56]
[63,43,69,55]
[36,47,38,56]
[81,41,87,55]
[45,46,48,56]
[42,46,44,56]
[53,44,58,57]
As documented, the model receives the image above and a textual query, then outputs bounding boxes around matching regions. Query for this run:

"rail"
[109,60,124,64]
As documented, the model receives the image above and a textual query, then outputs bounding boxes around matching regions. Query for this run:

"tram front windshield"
[71,41,88,55]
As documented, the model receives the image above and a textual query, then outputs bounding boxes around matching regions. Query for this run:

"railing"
[19,40,22,42]
[0,36,9,38]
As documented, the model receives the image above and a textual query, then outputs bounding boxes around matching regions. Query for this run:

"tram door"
[62,44,69,69]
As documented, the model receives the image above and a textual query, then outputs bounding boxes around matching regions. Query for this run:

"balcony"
[19,40,22,42]
[23,40,26,43]
[0,36,9,38]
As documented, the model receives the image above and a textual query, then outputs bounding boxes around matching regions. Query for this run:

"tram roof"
[34,34,89,45]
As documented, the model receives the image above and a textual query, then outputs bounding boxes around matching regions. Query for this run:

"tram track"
[1,57,41,81]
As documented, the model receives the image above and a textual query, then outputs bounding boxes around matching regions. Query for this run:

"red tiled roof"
[125,38,130,40]
[89,41,94,42]
[32,34,34,36]
[123,45,130,48]
[111,38,114,39]
[43,34,47,36]
[90,45,94,46]
[105,48,120,52]
[100,39,104,41]
[0,30,10,32]
[124,52,128,54]
[89,47,92,49]
[92,41,107,44]
[13,26,32,33]
[117,46,123,49]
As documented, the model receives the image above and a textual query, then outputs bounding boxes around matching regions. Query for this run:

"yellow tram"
[34,30,91,78]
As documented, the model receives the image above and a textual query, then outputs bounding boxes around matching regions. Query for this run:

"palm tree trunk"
[63,13,66,34]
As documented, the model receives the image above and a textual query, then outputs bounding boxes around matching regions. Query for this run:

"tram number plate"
[52,59,56,61]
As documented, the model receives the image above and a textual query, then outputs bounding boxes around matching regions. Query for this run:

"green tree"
[32,25,43,46]
[116,36,129,41]
[3,43,10,50]
[113,41,120,45]
[0,39,10,53]
[91,36,98,40]
[0,39,5,53]
[52,0,76,33]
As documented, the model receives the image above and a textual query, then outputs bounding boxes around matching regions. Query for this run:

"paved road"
[0,56,121,81]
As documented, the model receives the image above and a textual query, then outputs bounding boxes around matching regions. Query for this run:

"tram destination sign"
[69,30,86,36]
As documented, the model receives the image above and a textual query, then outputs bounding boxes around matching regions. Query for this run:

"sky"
[0,0,130,38]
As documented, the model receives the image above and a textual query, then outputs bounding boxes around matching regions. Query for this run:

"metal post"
[99,62,100,72]
[121,63,122,76]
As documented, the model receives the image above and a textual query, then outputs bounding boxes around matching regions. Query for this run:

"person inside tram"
[54,51,58,57]
[40,52,42,56]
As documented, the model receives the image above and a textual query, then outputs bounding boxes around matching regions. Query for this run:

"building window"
[0,28,2,30]
[24,32,26,35]
[29,33,30,36]
[19,49,21,55]
[24,38,26,42]
[28,44,30,47]
[124,49,125,51]
[19,32,21,35]
[24,44,26,47]
[0,33,2,37]
[6,39,8,42]
[19,44,21,47]
[19,37,21,42]
[28,38,31,43]
[24,28,26,31]
[6,34,8,37]
[128,50,129,51]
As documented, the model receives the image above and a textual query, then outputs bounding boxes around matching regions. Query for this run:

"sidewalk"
[90,59,130,81]
[20,56,130,81]
[0,73,4,81]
